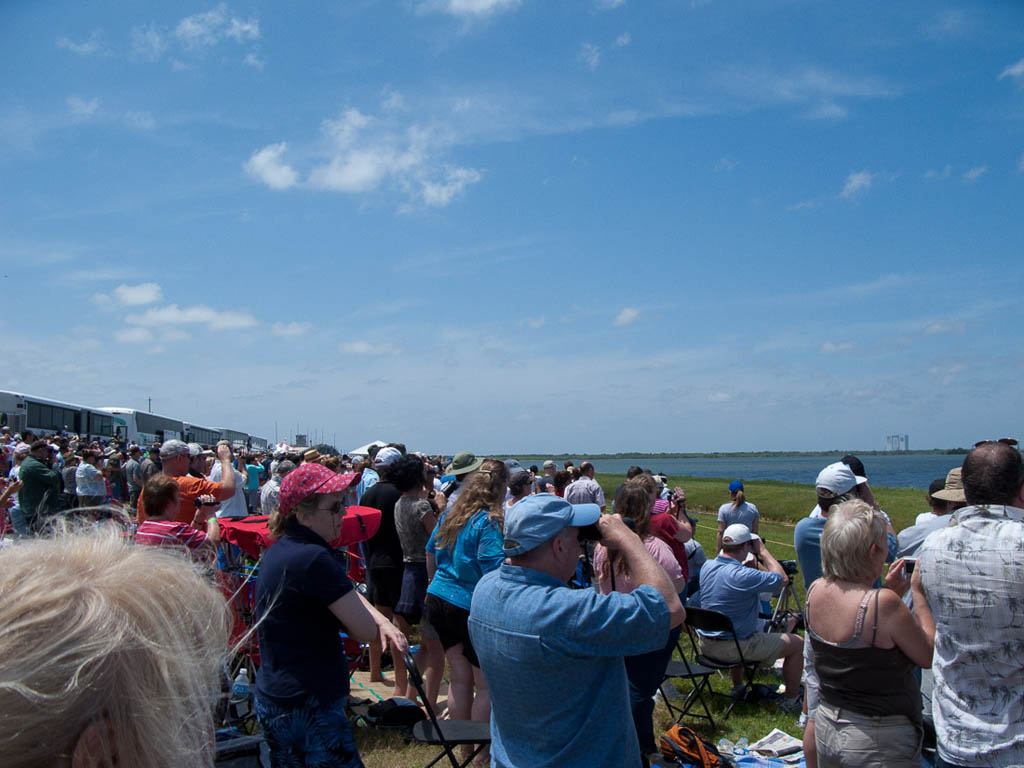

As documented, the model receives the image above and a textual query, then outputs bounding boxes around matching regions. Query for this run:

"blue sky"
[2,1,1022,454]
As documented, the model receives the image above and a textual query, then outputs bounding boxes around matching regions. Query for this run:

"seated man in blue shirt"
[699,523,804,713]
[469,494,685,768]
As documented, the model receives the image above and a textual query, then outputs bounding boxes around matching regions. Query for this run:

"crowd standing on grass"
[1,427,1022,768]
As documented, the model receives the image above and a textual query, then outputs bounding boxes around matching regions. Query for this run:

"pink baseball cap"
[278,464,357,514]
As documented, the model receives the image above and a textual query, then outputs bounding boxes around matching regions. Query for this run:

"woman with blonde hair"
[804,499,934,768]
[424,458,508,751]
[0,529,231,768]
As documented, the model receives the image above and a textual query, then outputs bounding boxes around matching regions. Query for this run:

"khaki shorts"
[698,631,787,664]
[815,700,923,768]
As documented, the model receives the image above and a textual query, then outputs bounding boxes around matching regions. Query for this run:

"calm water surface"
[515,453,967,490]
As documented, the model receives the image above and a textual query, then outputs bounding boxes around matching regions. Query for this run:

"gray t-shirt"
[394,495,432,563]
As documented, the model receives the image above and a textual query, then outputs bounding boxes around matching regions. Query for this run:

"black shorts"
[366,567,403,610]
[423,594,479,667]
[394,562,428,625]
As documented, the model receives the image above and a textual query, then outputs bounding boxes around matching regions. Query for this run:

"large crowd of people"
[0,428,1021,768]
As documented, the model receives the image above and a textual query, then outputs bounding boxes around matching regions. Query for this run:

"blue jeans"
[255,694,364,768]
[625,625,682,753]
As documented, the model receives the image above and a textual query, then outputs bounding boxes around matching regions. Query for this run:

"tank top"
[806,583,921,724]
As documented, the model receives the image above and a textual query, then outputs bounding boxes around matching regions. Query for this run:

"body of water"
[515,453,966,490]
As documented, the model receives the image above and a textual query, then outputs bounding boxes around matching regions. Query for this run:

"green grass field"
[351,473,928,766]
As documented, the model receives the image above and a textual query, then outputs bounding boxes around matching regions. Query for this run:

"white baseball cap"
[721,523,760,546]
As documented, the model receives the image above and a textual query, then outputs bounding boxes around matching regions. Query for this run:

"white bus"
[101,408,184,448]
[218,428,250,451]
[0,390,113,440]
[184,422,221,447]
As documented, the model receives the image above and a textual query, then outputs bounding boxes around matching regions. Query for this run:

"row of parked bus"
[0,390,268,451]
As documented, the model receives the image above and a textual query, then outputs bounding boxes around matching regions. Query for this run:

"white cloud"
[578,43,601,71]
[114,282,162,306]
[522,316,547,329]
[839,170,873,199]
[787,199,819,212]
[924,165,952,180]
[67,96,100,120]
[614,307,639,326]
[998,58,1024,81]
[124,111,156,131]
[131,24,166,61]
[175,5,260,49]
[271,321,311,337]
[923,10,971,40]
[962,165,987,182]
[420,166,482,207]
[924,320,963,335]
[613,33,631,48]
[714,156,738,172]
[418,0,521,16]
[339,340,401,356]
[245,143,299,190]
[821,340,855,354]
[708,392,732,403]
[115,327,154,344]
[56,31,103,56]
[806,100,848,120]
[91,293,114,310]
[382,89,406,112]
[125,304,257,330]
[596,0,626,8]
[242,52,265,70]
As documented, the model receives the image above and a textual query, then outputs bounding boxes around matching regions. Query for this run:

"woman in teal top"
[425,458,507,754]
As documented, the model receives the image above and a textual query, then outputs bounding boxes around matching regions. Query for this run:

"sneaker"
[780,691,804,714]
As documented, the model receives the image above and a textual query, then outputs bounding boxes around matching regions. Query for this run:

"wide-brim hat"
[446,452,484,476]
[279,464,357,514]
[932,467,966,503]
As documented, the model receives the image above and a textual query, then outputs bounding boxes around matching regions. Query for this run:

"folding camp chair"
[402,650,491,768]
[661,640,716,728]
[685,607,761,719]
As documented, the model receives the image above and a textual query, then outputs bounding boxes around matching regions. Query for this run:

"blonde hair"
[267,495,318,538]
[0,529,231,768]
[821,499,887,584]
[435,458,507,552]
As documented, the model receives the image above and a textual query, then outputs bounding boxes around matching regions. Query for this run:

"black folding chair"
[661,640,716,728]
[684,607,760,719]
[402,650,491,768]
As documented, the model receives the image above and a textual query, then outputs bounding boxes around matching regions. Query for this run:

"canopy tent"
[348,439,388,457]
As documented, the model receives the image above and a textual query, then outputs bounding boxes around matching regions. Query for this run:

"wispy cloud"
[922,10,971,41]
[271,321,311,337]
[998,58,1024,81]
[924,164,951,180]
[56,31,104,56]
[962,165,987,182]
[1018,153,1024,173]
[578,43,601,71]
[614,307,639,326]
[67,96,100,120]
[787,199,820,212]
[821,340,855,354]
[613,33,631,48]
[848,273,911,296]
[924,320,964,335]
[114,327,154,344]
[175,5,259,49]
[245,143,299,190]
[806,100,848,120]
[714,155,739,172]
[339,340,401,356]
[130,24,167,62]
[596,0,626,8]
[716,66,897,119]
[417,0,521,17]
[521,316,547,329]
[839,170,873,199]
[124,304,257,330]
[242,52,265,70]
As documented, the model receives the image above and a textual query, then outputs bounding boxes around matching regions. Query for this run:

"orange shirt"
[137,474,233,525]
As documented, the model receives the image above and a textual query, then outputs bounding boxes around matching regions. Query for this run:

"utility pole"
[148,397,152,413]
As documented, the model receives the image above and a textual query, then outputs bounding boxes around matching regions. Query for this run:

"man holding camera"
[469,494,685,768]
[698,523,804,713]
[17,439,61,532]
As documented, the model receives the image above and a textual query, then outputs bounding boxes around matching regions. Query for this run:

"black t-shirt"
[360,480,404,570]
[255,519,353,706]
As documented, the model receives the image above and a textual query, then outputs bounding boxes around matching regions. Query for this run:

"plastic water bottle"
[717,738,734,755]
[734,737,750,756]
[231,668,251,718]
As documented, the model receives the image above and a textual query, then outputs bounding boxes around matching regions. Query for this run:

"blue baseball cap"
[503,493,601,556]
[728,480,744,493]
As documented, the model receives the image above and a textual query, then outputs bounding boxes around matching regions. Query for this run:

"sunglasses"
[317,499,347,516]
[974,438,1019,448]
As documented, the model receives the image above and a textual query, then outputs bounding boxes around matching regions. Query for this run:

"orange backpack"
[659,724,727,767]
